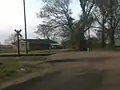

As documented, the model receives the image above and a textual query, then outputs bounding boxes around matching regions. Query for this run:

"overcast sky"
[0,0,80,44]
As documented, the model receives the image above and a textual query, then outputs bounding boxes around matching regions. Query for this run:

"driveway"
[2,52,120,90]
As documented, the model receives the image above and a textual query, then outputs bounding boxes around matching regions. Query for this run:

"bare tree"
[35,24,54,39]
[77,0,96,51]
[4,34,17,45]
[4,33,23,45]
[37,0,75,48]
[92,0,120,49]
[94,4,109,48]
[95,0,120,48]
[107,0,120,47]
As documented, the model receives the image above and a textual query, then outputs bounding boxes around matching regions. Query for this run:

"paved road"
[2,52,120,90]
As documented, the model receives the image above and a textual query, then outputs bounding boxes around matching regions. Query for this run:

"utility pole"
[23,0,28,54]
[14,29,22,56]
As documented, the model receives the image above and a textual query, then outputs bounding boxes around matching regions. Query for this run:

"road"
[2,52,120,90]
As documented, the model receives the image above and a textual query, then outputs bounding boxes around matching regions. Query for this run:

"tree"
[4,34,17,45]
[107,0,120,47]
[94,4,109,48]
[37,0,97,50]
[77,0,96,50]
[95,0,120,48]
[4,33,23,45]
[93,0,120,48]
[37,0,75,48]
[35,24,54,39]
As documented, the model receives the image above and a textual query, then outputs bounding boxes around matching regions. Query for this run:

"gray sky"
[0,0,80,44]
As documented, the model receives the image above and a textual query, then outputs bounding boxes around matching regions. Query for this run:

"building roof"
[23,39,58,44]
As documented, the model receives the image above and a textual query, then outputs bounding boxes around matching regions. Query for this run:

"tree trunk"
[101,23,105,48]
[101,33,105,48]
[79,39,87,51]
[110,29,115,48]
[79,28,87,51]
[70,33,74,49]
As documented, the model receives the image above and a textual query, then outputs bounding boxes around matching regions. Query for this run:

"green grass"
[0,56,47,61]
[92,46,120,52]
[0,49,52,54]
[0,49,17,53]
[0,56,48,84]
[0,61,21,83]
[0,49,71,55]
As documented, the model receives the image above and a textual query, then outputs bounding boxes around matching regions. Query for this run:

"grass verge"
[0,56,48,85]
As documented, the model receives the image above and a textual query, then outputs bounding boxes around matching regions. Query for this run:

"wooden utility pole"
[14,29,22,56]
[23,0,28,54]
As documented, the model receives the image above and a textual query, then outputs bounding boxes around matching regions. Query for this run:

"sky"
[0,0,81,44]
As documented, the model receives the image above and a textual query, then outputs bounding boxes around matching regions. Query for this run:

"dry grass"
[0,56,49,85]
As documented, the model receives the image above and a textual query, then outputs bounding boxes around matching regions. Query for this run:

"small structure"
[12,39,59,51]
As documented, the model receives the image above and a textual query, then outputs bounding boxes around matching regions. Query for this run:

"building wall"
[12,40,30,51]
[29,43,50,50]
[13,40,59,51]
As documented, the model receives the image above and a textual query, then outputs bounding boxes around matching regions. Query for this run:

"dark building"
[13,39,59,51]
[27,39,58,50]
